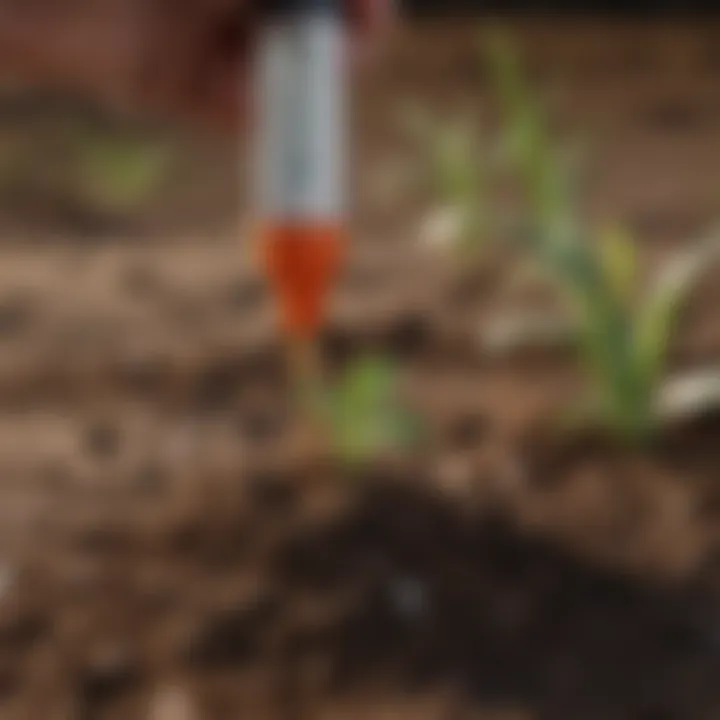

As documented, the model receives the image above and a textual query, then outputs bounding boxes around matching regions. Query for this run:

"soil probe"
[256,0,347,446]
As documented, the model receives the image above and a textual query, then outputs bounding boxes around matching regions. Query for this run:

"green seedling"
[0,103,173,214]
[485,31,720,441]
[76,132,172,212]
[324,355,422,465]
[572,224,718,441]
[485,30,584,251]
[401,104,491,258]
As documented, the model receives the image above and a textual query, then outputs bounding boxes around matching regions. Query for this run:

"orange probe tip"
[261,225,346,339]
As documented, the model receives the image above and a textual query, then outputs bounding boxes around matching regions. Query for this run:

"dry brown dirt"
[0,19,716,720]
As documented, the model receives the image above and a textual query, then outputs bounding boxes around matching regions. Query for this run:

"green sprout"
[485,30,584,251]
[485,31,720,442]
[571,223,717,441]
[325,355,422,465]
[402,104,491,259]
[75,132,173,212]
[0,103,174,215]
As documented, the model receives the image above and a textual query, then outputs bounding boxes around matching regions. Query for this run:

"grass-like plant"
[402,104,491,258]
[485,32,720,441]
[0,103,173,214]
[76,131,172,212]
[325,355,422,465]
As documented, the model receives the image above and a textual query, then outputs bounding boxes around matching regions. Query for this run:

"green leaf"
[485,31,581,253]
[432,121,480,200]
[328,356,421,465]
[77,134,172,209]
[596,221,637,306]
[483,29,529,122]
[482,26,716,442]
[636,234,720,401]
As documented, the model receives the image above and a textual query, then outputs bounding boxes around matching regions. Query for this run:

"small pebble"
[419,206,463,251]
[657,370,720,424]
[479,313,575,357]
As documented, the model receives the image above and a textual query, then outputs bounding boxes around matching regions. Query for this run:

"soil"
[0,18,716,720]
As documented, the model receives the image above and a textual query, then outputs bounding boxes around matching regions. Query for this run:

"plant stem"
[286,335,331,462]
